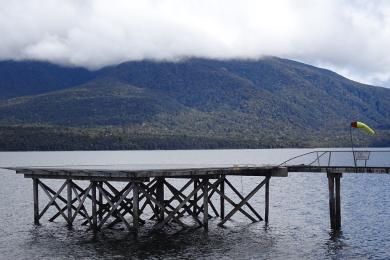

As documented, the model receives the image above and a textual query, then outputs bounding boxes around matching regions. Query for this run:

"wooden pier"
[9,166,287,232]
[6,149,390,232]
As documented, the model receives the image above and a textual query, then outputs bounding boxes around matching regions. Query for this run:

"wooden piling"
[327,172,342,229]
[335,173,342,228]
[203,178,209,230]
[133,182,139,232]
[156,177,164,221]
[91,182,97,230]
[98,181,103,221]
[265,175,270,223]
[220,175,225,219]
[33,178,39,225]
[67,180,72,225]
[327,172,336,228]
[193,179,198,216]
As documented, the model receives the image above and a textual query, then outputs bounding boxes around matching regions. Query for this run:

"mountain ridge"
[0,57,389,150]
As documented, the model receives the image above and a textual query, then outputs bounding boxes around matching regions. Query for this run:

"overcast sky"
[1,0,390,87]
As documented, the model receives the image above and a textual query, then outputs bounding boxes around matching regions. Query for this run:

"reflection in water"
[326,230,345,258]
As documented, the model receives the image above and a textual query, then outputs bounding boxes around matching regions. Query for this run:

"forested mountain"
[0,60,96,99]
[0,57,389,150]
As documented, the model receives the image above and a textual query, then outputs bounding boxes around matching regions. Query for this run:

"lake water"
[0,149,389,259]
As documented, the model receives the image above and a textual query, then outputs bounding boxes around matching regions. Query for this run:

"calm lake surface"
[0,148,389,259]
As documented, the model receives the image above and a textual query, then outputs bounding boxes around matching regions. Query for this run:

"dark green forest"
[0,57,389,151]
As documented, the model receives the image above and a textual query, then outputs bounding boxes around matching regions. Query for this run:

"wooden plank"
[23,174,149,182]
[14,166,289,179]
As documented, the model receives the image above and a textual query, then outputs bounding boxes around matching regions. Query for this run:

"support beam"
[98,181,103,221]
[33,178,39,225]
[38,180,69,222]
[265,175,270,223]
[67,180,72,225]
[203,178,209,230]
[335,173,342,229]
[327,172,342,229]
[156,177,164,221]
[219,177,267,226]
[220,175,225,219]
[133,182,139,232]
[193,179,199,216]
[91,182,97,230]
[224,178,263,221]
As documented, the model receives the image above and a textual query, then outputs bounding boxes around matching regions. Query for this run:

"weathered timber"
[327,172,342,229]
[33,178,39,225]
[203,178,209,229]
[67,180,72,225]
[265,175,270,223]
[11,165,288,179]
[10,165,287,232]
[91,182,97,230]
[219,177,267,226]
[220,175,225,219]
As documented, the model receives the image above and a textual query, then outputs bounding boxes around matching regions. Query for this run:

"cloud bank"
[1,0,390,87]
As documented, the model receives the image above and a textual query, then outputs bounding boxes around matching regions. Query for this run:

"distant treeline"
[1,125,389,151]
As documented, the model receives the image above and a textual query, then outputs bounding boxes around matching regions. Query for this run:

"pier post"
[327,172,342,229]
[335,173,342,228]
[220,175,225,219]
[98,181,103,221]
[156,177,164,221]
[91,181,97,231]
[33,178,39,225]
[67,180,72,225]
[265,175,270,223]
[194,179,198,216]
[202,178,209,230]
[133,182,139,232]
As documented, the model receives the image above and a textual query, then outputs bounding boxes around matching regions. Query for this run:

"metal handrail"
[279,150,390,167]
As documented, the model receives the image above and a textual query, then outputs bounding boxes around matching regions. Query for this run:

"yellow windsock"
[351,121,375,135]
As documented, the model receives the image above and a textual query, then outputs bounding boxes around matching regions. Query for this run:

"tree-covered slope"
[0,57,389,150]
[0,60,96,99]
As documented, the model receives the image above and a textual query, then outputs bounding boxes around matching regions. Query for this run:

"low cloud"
[1,0,390,87]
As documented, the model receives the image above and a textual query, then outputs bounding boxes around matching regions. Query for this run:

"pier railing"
[280,150,390,168]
